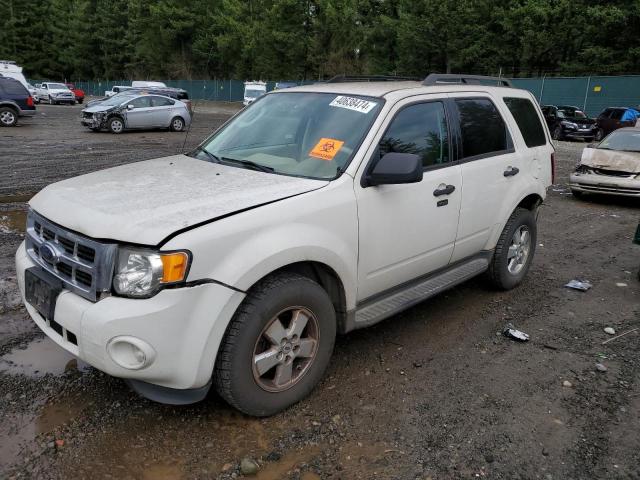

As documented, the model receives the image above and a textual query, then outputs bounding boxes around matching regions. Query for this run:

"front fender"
[163,178,359,310]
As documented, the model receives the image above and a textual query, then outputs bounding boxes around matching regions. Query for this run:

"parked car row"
[542,104,640,142]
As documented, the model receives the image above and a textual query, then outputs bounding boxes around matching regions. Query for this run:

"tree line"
[1,0,639,82]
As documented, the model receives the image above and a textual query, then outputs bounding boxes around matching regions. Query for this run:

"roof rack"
[326,75,420,83]
[422,74,513,88]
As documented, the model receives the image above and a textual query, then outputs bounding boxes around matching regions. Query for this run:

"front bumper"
[81,117,101,128]
[16,242,245,393]
[563,127,597,140]
[569,172,640,197]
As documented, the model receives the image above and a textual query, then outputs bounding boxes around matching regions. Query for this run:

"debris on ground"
[595,363,608,372]
[602,327,640,345]
[564,279,593,291]
[240,457,259,476]
[563,380,573,387]
[502,323,530,342]
[604,327,616,335]
[615,282,628,287]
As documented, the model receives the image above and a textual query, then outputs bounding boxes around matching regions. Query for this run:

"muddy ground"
[1,102,639,480]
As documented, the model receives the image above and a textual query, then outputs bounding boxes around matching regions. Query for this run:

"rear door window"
[379,101,450,168]
[150,96,174,107]
[455,98,512,159]
[503,97,547,147]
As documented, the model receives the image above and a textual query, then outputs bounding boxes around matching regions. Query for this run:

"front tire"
[487,207,537,290]
[107,116,124,134]
[595,128,604,141]
[49,95,56,105]
[214,273,336,416]
[0,107,18,127]
[552,125,563,141]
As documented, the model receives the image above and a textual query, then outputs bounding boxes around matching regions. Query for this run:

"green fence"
[511,75,640,117]
[31,75,640,115]
[36,79,312,102]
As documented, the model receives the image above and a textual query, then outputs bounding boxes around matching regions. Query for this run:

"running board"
[346,256,490,332]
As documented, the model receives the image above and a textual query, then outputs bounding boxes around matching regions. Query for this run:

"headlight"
[113,248,190,298]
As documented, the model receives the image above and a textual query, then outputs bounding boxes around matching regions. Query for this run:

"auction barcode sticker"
[329,96,377,114]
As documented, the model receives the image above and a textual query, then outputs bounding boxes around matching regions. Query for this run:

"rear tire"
[214,272,336,416]
[487,207,537,290]
[0,107,18,127]
[107,116,124,134]
[170,116,185,132]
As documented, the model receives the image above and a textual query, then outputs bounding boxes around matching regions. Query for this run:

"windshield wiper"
[191,146,220,163]
[220,157,275,173]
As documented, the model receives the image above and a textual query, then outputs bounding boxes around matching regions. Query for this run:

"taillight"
[550,152,556,184]
[27,96,34,107]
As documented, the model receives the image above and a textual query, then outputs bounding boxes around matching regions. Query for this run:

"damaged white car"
[570,127,640,198]
[81,93,191,133]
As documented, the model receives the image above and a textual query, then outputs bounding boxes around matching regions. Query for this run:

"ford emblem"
[40,242,60,264]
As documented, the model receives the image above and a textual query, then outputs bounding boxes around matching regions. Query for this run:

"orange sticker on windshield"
[309,138,344,161]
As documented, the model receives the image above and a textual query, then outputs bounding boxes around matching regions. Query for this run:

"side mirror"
[363,152,423,187]
[127,104,134,110]
[586,143,598,149]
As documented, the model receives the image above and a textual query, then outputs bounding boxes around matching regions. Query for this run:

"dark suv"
[594,107,639,141]
[541,105,597,141]
[0,77,35,126]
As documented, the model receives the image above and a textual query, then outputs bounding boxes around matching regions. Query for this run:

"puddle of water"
[0,193,34,204]
[142,463,184,480]
[0,208,27,233]
[0,337,90,377]
[1,393,91,468]
[255,445,321,480]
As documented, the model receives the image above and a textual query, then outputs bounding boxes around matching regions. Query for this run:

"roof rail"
[422,74,513,88]
[326,75,420,83]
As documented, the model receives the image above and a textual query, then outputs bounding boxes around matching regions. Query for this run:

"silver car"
[80,93,191,133]
[570,127,640,198]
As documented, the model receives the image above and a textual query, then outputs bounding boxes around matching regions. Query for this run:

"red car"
[65,83,85,104]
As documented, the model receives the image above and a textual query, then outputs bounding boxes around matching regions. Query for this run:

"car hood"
[581,148,640,173]
[29,155,328,245]
[83,104,118,113]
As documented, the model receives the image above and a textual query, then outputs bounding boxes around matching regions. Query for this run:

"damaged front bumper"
[81,114,106,129]
[570,169,640,197]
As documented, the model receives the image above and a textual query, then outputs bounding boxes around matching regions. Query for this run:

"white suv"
[16,75,554,416]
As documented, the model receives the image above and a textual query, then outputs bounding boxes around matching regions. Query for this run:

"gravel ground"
[1,103,639,480]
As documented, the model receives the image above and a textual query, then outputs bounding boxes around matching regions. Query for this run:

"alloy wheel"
[507,225,531,275]
[0,110,16,126]
[252,307,319,392]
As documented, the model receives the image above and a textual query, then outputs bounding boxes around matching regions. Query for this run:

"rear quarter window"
[0,80,27,96]
[503,97,547,148]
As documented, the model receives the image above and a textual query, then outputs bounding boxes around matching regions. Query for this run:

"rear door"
[448,93,526,262]
[149,96,175,127]
[355,97,462,300]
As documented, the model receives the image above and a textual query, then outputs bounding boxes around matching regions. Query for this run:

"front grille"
[25,210,117,301]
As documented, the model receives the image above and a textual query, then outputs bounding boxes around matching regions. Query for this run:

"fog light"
[107,336,156,370]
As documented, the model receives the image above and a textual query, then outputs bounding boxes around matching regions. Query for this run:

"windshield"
[598,130,640,152]
[559,107,587,119]
[195,92,383,179]
[99,94,136,106]
[245,89,265,98]
[47,83,68,90]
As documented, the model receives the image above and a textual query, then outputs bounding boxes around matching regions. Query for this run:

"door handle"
[433,184,455,196]
[503,166,520,177]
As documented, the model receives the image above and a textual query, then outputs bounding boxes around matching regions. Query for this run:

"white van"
[0,61,29,89]
[243,81,267,106]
